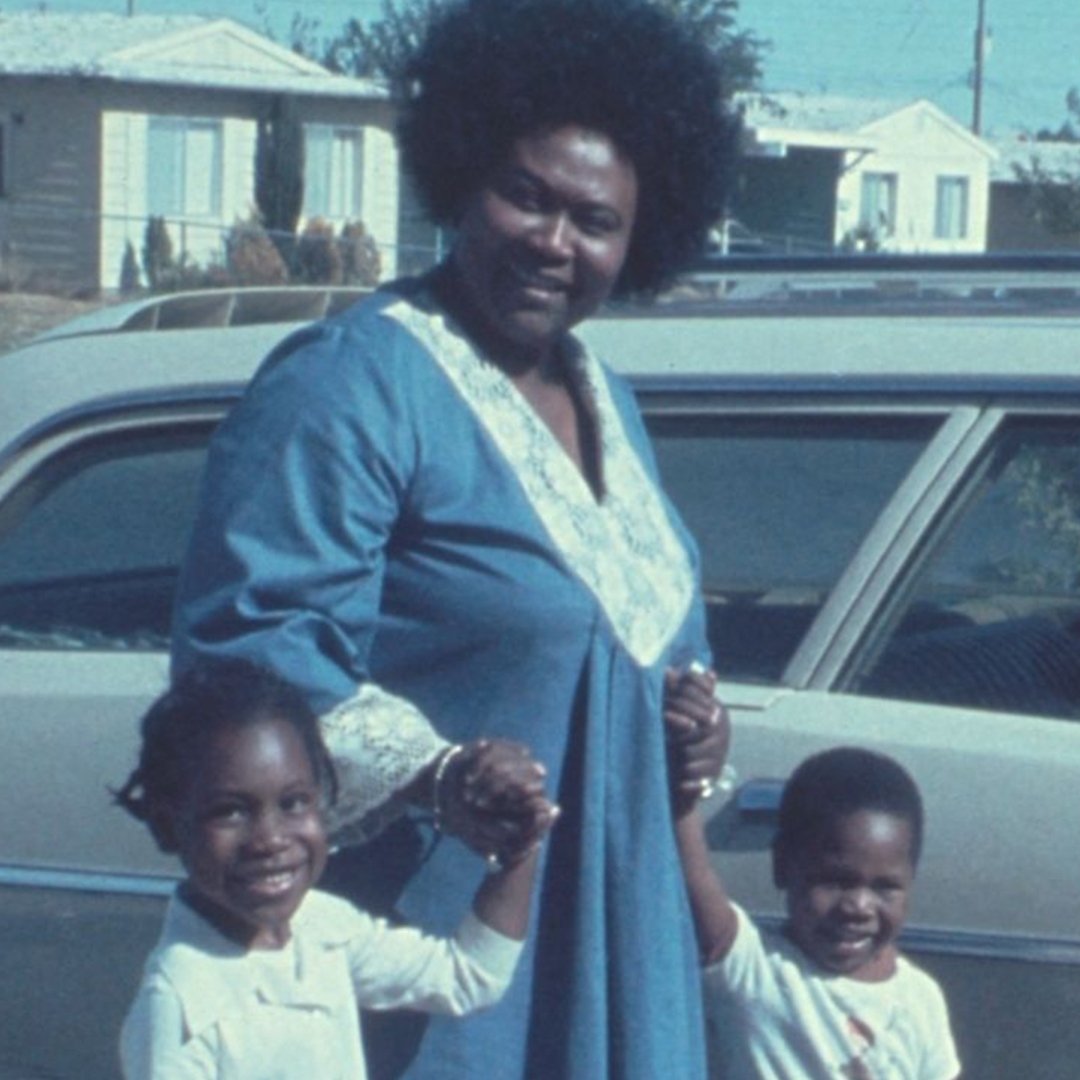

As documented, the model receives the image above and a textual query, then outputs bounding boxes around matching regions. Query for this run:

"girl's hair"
[114,659,338,832]
[774,746,925,866]
[397,0,741,298]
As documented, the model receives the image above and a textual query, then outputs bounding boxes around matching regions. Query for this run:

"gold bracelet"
[432,744,465,833]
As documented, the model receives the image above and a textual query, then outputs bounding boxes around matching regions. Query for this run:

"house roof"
[737,91,995,159]
[990,135,1080,182]
[0,12,386,99]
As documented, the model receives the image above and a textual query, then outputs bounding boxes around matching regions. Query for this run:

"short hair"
[397,0,740,297]
[774,747,924,866]
[114,659,338,837]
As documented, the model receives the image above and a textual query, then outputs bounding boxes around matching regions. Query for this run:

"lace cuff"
[320,683,450,845]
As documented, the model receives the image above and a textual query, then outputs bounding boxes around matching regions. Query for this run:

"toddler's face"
[168,716,329,949]
[777,809,914,982]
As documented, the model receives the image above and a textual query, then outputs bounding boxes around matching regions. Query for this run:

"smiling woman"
[169,0,739,1078]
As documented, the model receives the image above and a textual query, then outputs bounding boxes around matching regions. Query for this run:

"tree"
[1014,89,1080,239]
[255,95,305,265]
[314,0,443,87]
[299,0,767,95]
[652,0,766,95]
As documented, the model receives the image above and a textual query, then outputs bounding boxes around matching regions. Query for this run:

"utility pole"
[972,0,987,134]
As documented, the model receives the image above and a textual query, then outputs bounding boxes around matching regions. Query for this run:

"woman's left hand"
[435,739,559,865]
[664,666,730,816]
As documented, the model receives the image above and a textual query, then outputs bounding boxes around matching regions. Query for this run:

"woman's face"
[450,125,638,363]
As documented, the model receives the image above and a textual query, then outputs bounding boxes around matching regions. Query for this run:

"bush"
[119,241,141,293]
[142,217,175,291]
[225,217,290,286]
[339,221,381,286]
[295,218,343,284]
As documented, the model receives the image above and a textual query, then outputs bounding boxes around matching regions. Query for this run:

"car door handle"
[735,778,785,820]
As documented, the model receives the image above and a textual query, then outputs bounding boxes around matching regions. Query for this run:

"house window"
[304,125,364,220]
[935,176,970,240]
[146,117,223,219]
[859,172,898,237]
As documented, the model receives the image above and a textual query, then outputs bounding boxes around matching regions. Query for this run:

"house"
[0,12,398,293]
[734,93,997,254]
[987,136,1080,250]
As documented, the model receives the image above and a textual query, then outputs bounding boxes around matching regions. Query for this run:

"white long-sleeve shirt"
[120,888,522,1080]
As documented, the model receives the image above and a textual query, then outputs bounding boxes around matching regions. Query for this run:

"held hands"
[433,740,559,868]
[664,664,731,818]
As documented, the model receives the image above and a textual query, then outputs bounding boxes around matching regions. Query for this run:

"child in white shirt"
[665,667,960,1080]
[115,659,557,1080]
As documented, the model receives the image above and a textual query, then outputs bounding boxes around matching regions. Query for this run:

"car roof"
[6,278,1080,455]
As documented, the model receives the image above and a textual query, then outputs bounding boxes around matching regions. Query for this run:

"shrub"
[119,241,141,293]
[225,217,290,286]
[339,221,382,286]
[295,218,343,284]
[142,217,175,291]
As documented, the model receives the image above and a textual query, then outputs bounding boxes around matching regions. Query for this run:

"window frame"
[859,170,899,237]
[303,123,365,221]
[934,175,970,240]
[146,115,224,221]
[843,410,1080,717]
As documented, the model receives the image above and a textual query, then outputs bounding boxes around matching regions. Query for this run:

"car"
[2,269,1080,1079]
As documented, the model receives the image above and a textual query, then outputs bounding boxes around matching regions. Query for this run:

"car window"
[648,412,939,683]
[855,421,1080,720]
[0,427,210,650]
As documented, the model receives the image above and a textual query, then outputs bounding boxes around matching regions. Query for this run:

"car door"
[0,407,223,1080]
[646,391,1080,1080]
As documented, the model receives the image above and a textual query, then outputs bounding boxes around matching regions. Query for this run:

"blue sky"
[3,0,1074,136]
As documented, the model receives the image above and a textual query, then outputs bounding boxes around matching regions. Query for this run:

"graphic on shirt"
[840,1013,875,1079]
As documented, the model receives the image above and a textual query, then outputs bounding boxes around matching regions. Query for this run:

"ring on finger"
[696,777,717,800]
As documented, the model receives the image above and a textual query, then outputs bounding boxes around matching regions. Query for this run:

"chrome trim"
[784,405,986,687]
[0,385,241,476]
[0,864,177,898]
[753,913,1080,966]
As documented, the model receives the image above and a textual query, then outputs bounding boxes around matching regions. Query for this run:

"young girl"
[665,667,960,1080]
[115,659,557,1080]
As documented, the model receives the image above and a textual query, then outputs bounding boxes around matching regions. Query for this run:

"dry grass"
[0,293,106,355]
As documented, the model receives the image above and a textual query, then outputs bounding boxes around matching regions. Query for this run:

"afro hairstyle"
[397,0,741,297]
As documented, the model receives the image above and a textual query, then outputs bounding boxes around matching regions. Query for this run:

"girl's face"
[775,809,915,982]
[167,717,329,949]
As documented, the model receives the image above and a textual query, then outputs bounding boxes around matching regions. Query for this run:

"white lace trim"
[385,298,695,668]
[320,683,449,844]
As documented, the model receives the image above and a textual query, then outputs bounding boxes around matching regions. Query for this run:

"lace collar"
[383,295,695,668]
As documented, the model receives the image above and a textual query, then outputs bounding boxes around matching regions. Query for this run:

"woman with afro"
[172,0,739,1076]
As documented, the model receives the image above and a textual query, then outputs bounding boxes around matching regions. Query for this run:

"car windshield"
[0,0,1078,351]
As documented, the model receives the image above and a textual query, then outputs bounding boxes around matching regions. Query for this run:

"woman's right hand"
[433,740,559,865]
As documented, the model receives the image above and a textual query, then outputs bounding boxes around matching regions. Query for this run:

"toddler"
[115,659,557,1080]
[665,667,960,1080]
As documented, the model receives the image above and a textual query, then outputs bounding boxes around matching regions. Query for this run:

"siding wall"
[0,77,101,291]
[3,71,398,292]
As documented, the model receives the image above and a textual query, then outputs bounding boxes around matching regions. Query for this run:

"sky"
[2,0,1076,137]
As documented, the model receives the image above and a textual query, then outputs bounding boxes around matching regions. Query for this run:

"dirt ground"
[0,293,105,354]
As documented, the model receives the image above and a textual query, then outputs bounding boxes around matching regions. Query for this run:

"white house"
[0,12,399,293]
[735,93,998,254]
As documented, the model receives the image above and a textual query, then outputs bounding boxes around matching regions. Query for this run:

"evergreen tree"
[255,95,305,264]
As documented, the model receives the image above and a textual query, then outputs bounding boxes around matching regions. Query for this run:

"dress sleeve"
[172,317,448,839]
[344,907,523,1015]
